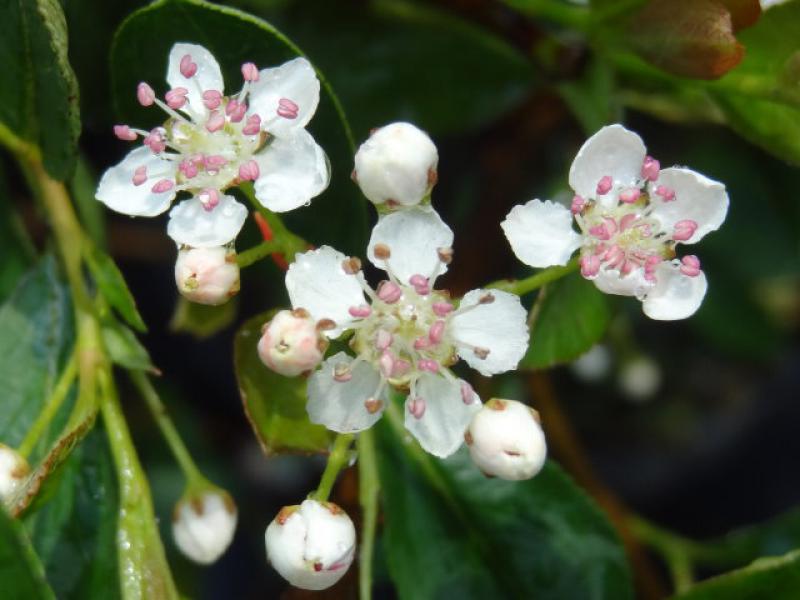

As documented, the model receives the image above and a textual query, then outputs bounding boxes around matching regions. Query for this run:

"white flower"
[465,399,547,481]
[175,246,240,305]
[258,309,328,376]
[501,124,729,320]
[265,499,355,591]
[353,122,438,208]
[96,43,330,247]
[172,490,238,564]
[285,207,529,457]
[0,443,29,500]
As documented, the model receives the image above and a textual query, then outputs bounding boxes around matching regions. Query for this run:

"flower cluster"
[502,124,729,320]
[96,43,330,303]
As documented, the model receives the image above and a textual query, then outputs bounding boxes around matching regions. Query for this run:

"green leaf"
[0,0,80,179]
[522,273,610,369]
[234,310,333,455]
[101,319,155,372]
[558,58,621,135]
[264,0,535,138]
[169,296,238,339]
[0,257,73,449]
[110,0,367,255]
[376,421,634,599]
[85,246,147,333]
[0,163,35,302]
[0,507,55,600]
[706,0,800,164]
[24,428,120,599]
[673,550,800,600]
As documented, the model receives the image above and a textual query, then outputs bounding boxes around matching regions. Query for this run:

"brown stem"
[528,372,667,599]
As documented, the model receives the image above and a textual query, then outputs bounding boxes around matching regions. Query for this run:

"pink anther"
[619,188,641,204]
[409,274,430,295]
[238,160,260,181]
[198,188,220,211]
[113,124,137,141]
[413,336,431,350]
[241,62,259,82]
[136,82,155,107]
[277,97,299,119]
[392,358,411,378]
[428,320,445,345]
[460,382,475,405]
[580,254,601,278]
[165,87,188,109]
[418,359,440,373]
[375,329,394,351]
[603,244,625,269]
[333,363,352,382]
[348,304,372,318]
[229,102,247,123]
[618,213,638,232]
[672,219,698,242]
[204,155,227,172]
[571,195,586,215]
[206,110,225,132]
[378,350,395,378]
[151,179,174,194]
[179,159,199,179]
[143,129,165,153]
[131,165,147,186]
[180,54,197,78]
[242,114,261,136]
[432,302,453,317]
[202,90,223,110]
[408,397,426,419]
[641,156,660,182]
[377,281,402,304]
[655,185,675,201]
[596,175,613,195]
[679,255,701,277]
[589,217,618,241]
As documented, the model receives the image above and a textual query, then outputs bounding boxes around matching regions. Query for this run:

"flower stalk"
[313,433,354,502]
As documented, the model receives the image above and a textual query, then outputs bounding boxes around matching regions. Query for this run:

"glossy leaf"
[234,311,333,455]
[101,319,155,372]
[110,0,367,255]
[522,273,610,369]
[0,507,55,600]
[86,246,147,333]
[264,0,535,138]
[0,257,73,448]
[24,428,120,599]
[0,0,80,179]
[674,550,800,599]
[376,421,634,599]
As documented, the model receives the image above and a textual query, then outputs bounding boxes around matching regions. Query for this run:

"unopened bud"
[172,489,237,564]
[258,309,327,377]
[353,122,438,207]
[466,399,547,481]
[0,443,29,500]
[175,247,240,306]
[265,499,356,591]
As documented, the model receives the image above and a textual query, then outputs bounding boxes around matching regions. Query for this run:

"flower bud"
[0,443,29,500]
[465,399,547,481]
[175,246,240,306]
[265,499,356,591]
[172,490,238,565]
[353,122,438,207]
[258,309,327,377]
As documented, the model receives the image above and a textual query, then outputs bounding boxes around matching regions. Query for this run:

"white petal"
[568,124,646,204]
[285,247,365,337]
[253,130,330,212]
[642,262,707,320]
[367,207,454,284]
[405,374,480,458]
[450,289,529,376]
[307,353,385,433]
[501,199,582,268]
[591,267,653,299]
[96,147,177,217]
[167,195,247,247]
[649,167,729,244]
[249,57,320,137]
[166,43,224,120]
